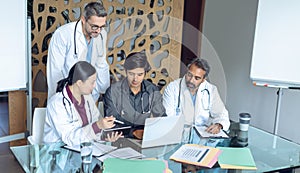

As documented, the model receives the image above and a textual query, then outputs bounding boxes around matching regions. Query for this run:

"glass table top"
[237,124,300,172]
[10,142,101,173]
[10,122,300,173]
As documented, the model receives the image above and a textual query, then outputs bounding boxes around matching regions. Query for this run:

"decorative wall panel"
[31,0,184,107]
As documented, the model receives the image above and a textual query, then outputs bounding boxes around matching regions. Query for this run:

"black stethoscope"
[62,89,93,124]
[176,78,211,115]
[73,20,104,60]
[120,80,153,116]
[141,91,152,114]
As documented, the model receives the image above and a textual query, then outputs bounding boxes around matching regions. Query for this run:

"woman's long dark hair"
[56,61,96,93]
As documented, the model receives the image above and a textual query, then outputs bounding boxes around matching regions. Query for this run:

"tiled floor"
[0,97,24,173]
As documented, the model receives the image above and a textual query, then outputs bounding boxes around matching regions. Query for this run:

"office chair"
[27,107,46,144]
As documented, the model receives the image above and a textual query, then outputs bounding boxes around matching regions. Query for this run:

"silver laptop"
[141,115,184,148]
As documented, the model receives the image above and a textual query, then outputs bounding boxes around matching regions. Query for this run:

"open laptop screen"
[141,115,184,148]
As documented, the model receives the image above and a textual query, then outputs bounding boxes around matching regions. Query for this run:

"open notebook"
[194,125,229,138]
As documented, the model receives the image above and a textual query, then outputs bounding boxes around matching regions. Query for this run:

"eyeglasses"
[86,20,105,31]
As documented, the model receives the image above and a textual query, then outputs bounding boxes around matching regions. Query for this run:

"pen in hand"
[114,119,124,124]
[105,116,125,124]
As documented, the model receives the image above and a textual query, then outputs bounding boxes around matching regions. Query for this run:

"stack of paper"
[169,144,221,168]
[64,142,117,157]
[65,143,144,162]
[217,147,257,170]
[103,158,170,173]
[97,147,144,162]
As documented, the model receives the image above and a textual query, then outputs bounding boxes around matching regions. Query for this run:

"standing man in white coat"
[163,58,230,135]
[47,1,110,102]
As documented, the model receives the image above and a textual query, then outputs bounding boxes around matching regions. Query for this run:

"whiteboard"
[0,0,27,92]
[250,0,300,88]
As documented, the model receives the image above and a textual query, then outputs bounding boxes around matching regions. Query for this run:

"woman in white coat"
[43,61,122,146]
[163,58,230,133]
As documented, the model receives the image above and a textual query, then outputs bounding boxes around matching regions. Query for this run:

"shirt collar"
[127,80,146,96]
[66,85,84,106]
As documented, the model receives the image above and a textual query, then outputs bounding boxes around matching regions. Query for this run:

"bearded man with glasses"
[47,1,109,102]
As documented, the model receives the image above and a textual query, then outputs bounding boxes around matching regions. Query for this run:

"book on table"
[217,147,257,170]
[169,144,221,168]
[103,158,171,173]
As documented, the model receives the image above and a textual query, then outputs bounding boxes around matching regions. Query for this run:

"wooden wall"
[9,0,185,145]
[30,0,185,108]
[8,91,27,146]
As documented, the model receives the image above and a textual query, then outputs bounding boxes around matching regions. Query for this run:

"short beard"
[186,82,196,89]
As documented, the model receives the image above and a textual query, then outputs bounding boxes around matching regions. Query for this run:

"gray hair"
[188,58,210,78]
[83,1,107,20]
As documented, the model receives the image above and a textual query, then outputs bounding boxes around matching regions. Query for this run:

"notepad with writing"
[194,126,229,138]
[170,144,221,168]
[217,147,257,170]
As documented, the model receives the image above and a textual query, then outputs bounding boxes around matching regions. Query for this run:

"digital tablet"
[101,124,131,139]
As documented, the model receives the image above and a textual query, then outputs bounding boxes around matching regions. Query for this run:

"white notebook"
[194,126,229,138]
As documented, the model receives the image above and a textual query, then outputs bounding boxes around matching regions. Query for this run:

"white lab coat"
[43,86,102,146]
[47,20,110,101]
[163,78,230,131]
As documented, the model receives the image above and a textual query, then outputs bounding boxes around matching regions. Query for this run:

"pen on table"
[114,119,125,124]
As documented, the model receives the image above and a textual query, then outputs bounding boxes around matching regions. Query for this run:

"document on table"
[217,147,257,170]
[170,144,221,168]
[171,145,208,161]
[194,125,229,138]
[64,142,117,157]
[97,147,144,162]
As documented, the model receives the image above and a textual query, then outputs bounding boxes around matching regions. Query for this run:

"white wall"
[201,0,300,143]
[0,0,27,92]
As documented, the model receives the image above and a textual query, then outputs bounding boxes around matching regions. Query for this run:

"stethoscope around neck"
[73,20,104,59]
[120,80,153,116]
[62,88,93,124]
[176,78,211,115]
